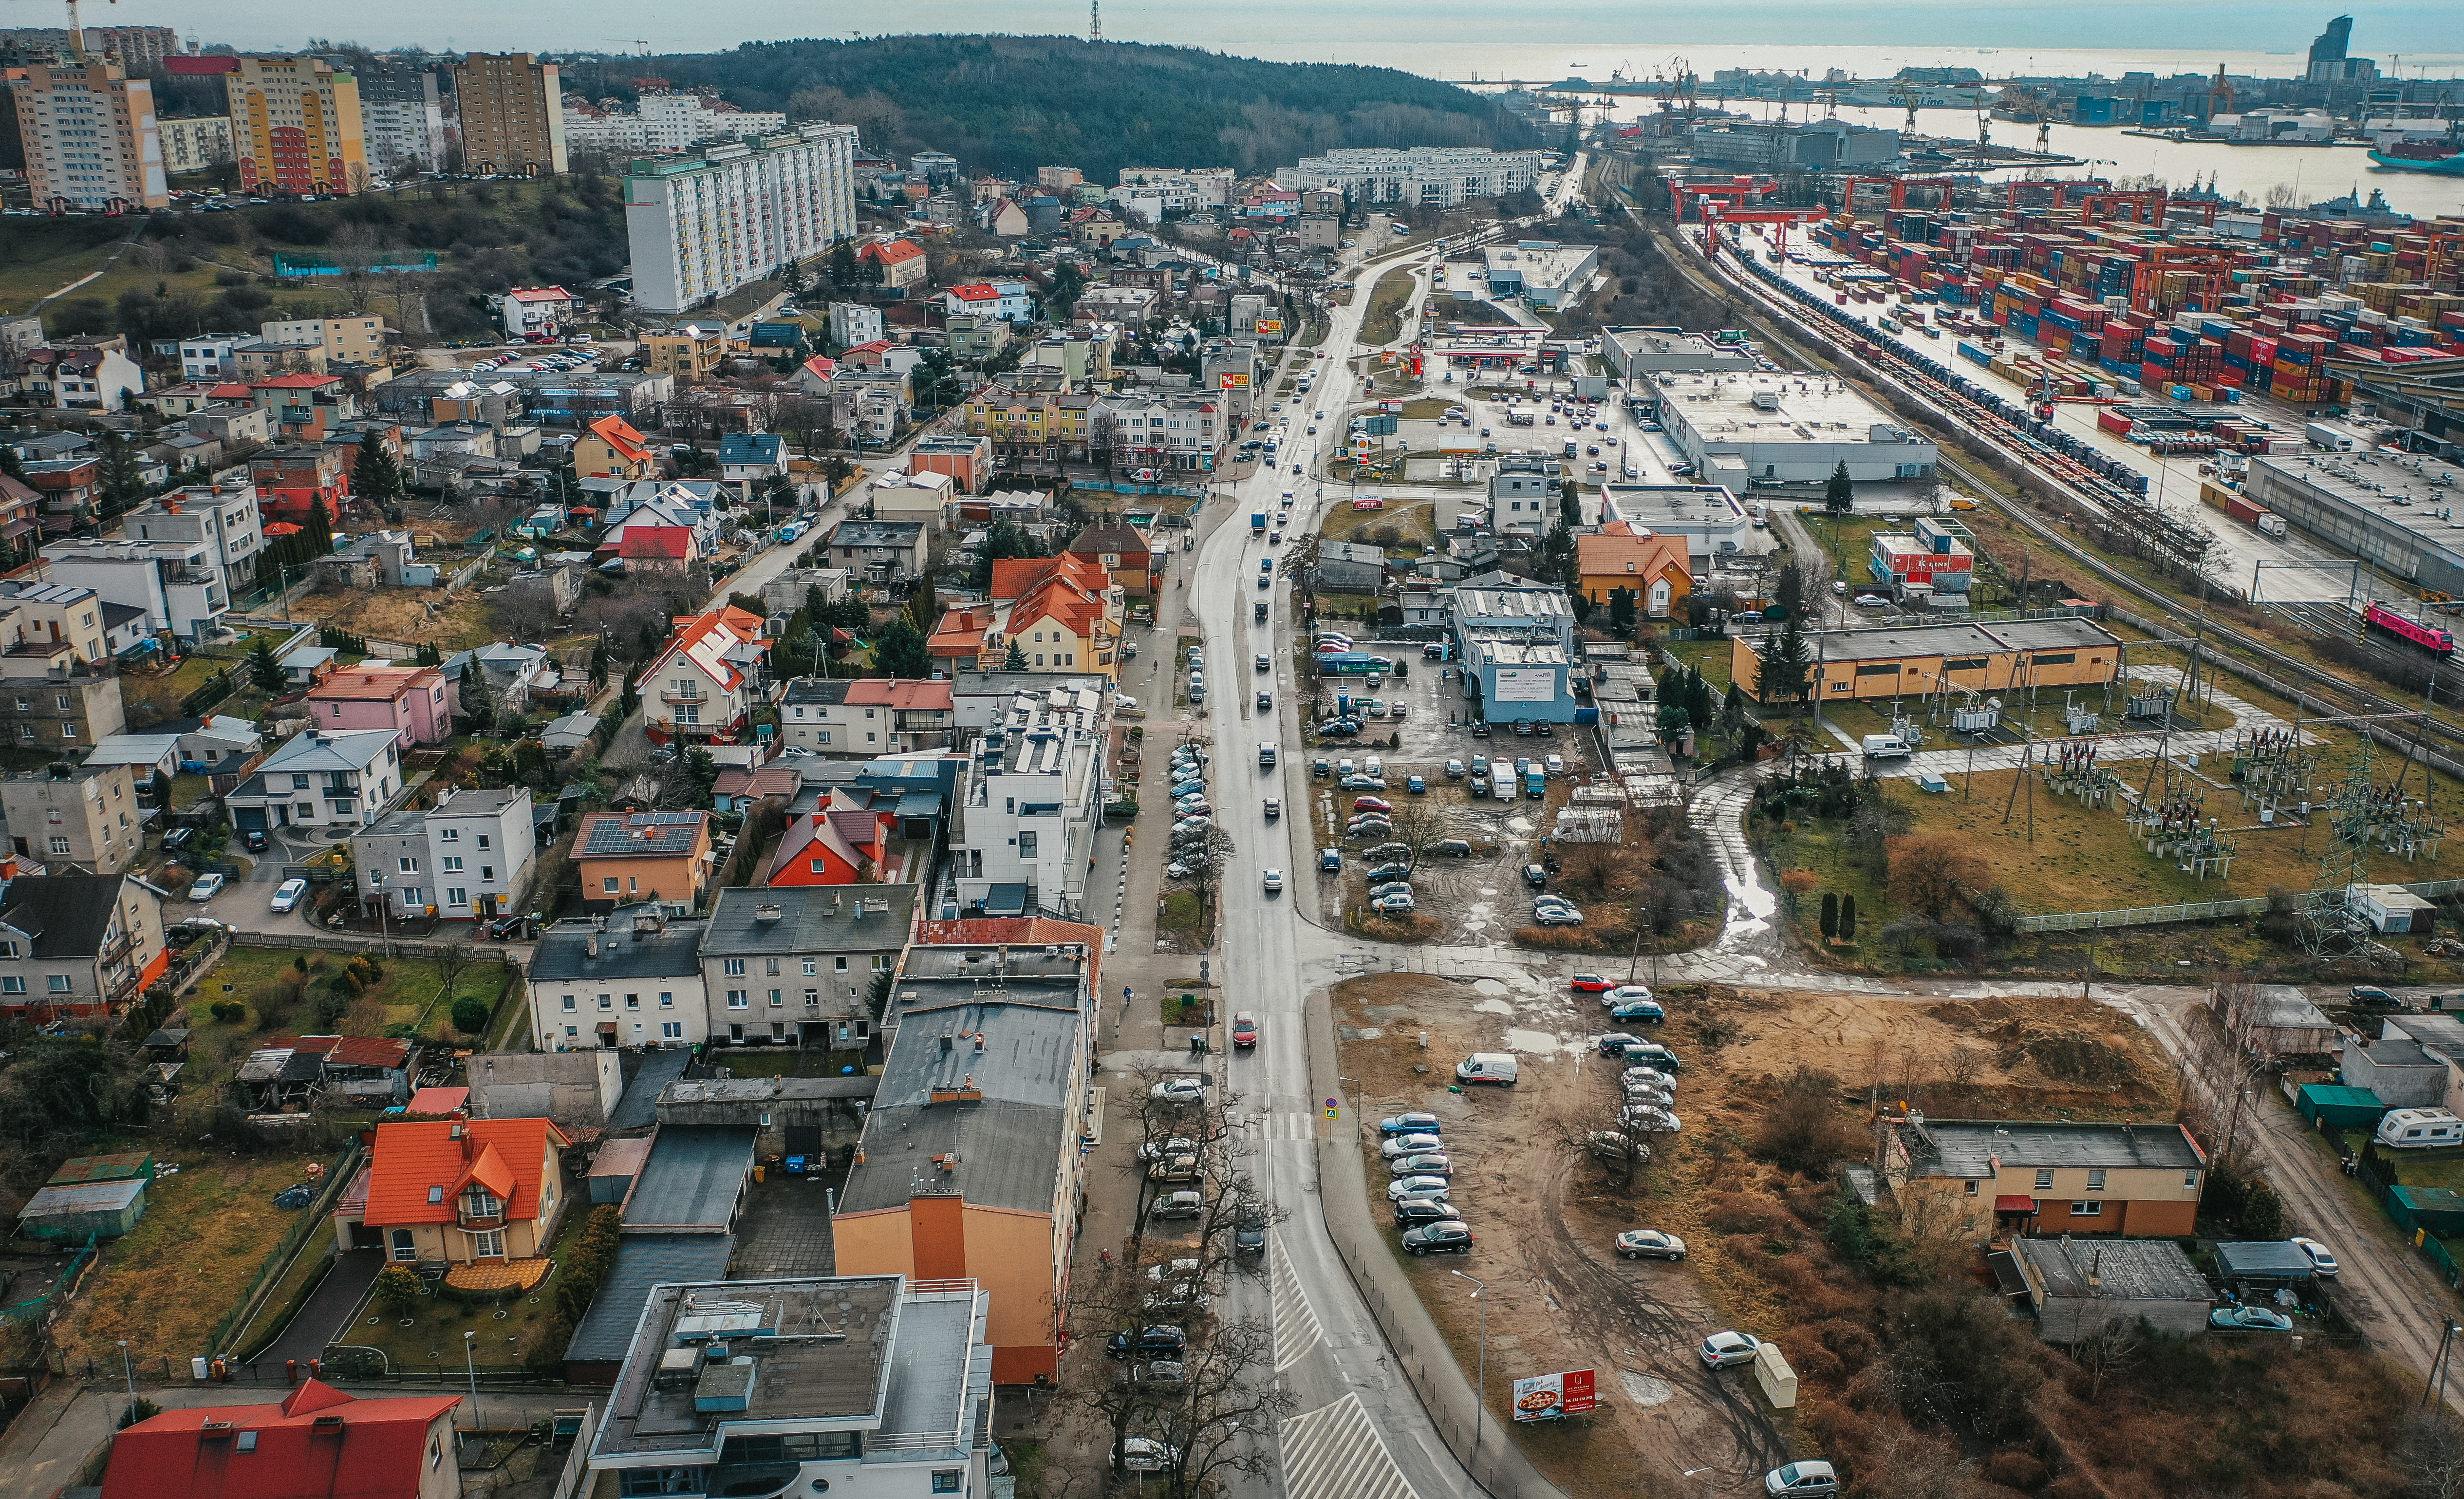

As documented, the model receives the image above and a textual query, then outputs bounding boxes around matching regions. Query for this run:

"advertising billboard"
[1511,1369,1596,1422]
[1363,414,1399,436]
[1492,668,1557,705]
[1218,373,1251,389]
[1255,319,1285,336]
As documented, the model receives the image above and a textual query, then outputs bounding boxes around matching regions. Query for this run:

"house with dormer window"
[342,1116,569,1265]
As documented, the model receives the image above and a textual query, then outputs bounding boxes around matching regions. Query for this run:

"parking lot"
[1285,643,1605,938]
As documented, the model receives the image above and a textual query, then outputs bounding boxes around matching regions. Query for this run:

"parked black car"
[1105,1326,1188,1361]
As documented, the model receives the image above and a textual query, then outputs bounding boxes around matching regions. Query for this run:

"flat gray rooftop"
[623,1126,756,1231]
[2014,1236,2209,1302]
[594,1277,900,1459]
[1902,1118,2204,1177]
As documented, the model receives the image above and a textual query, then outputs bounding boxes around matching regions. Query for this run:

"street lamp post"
[117,1338,135,1426]
[1683,1466,1717,1499]
[1453,1270,1487,1450]
[462,1330,483,1434]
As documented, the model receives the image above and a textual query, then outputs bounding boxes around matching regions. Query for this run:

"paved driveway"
[246,1247,384,1368]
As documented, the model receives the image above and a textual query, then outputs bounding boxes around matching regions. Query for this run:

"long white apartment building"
[1281,146,1543,208]
[1111,164,1234,221]
[356,63,445,175]
[624,122,859,315]
[568,92,788,157]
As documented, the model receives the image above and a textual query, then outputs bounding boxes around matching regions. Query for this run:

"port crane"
[18,0,117,61]
[602,37,653,56]
[1702,202,1830,259]
[1839,175,1957,213]
[1668,175,1779,222]
[2004,177,2111,209]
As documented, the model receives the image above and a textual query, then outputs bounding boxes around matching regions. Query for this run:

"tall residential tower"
[451,53,565,177]
[10,57,166,212]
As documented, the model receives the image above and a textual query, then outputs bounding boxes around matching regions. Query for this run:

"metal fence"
[3,1237,96,1323]
[230,931,521,964]
[202,1140,365,1363]
[2015,878,2464,934]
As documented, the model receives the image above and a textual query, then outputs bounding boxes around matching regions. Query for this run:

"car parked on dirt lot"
[1371,892,1417,914]
[1615,1230,1688,1261]
[1611,999,1666,1025]
[1150,1077,1207,1104]
[1401,1221,1475,1256]
[1381,1133,1444,1160]
[1700,1330,1763,1368]
[1570,973,1613,993]
[1387,1175,1453,1201]
[1342,775,1388,791]
[2290,1237,2339,1276]
[1604,984,1655,1005]
[1380,1113,1441,1136]
[1533,905,1584,926]
[1353,795,1391,813]
[1388,1153,1452,1178]
[1365,862,1413,882]
[1106,1326,1188,1360]
[1393,1198,1463,1229]
[1764,1461,1840,1497]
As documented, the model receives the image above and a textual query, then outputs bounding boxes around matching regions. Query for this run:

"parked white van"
[2377,1107,2464,1149]
[1861,734,1911,760]
[1456,1053,1520,1087]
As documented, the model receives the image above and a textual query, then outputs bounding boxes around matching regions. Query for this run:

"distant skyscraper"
[357,63,446,177]
[2308,15,2352,70]
[230,55,369,196]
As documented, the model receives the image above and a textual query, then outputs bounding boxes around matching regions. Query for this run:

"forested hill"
[592,35,1537,182]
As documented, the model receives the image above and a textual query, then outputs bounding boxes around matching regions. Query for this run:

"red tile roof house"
[306,664,455,747]
[338,1117,571,1267]
[101,1380,465,1499]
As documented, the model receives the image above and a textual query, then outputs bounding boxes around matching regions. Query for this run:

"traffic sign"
[1323,1097,1340,1120]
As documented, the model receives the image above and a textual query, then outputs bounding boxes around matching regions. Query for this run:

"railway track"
[1662,221,2464,770]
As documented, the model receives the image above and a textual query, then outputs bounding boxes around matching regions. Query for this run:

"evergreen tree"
[1837,894,1857,943]
[247,637,286,694]
[1824,459,1855,518]
[1608,586,1636,633]
[353,431,402,507]
[1819,892,1839,941]
[1775,561,1806,619]
[1756,618,1812,707]
[94,432,147,518]
[456,657,494,726]
[1686,672,1715,736]
[589,646,609,690]
[1005,641,1029,670]
[1722,679,1747,734]
[305,496,336,554]
[1557,478,1584,531]
[875,618,932,679]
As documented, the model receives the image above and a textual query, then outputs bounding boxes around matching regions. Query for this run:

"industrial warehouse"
[1732,617,2125,703]
[2240,450,2464,596]
[1646,369,1941,486]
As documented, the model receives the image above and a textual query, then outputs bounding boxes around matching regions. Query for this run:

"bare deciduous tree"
[2068,1318,2141,1402]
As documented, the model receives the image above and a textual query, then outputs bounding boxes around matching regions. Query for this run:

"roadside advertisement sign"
[1256,319,1285,336]
[1511,1369,1595,1422]
[1218,373,1251,388]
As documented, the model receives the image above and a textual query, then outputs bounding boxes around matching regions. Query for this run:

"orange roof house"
[574,413,654,481]
[345,1116,571,1266]
[101,1380,464,1499]
[929,603,1002,670]
[1576,523,1694,618]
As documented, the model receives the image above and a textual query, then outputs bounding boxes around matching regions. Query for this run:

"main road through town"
[1192,262,1500,1499]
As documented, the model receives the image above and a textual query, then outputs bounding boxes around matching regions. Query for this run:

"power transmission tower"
[2301,734,2408,968]
[1089,0,1101,42]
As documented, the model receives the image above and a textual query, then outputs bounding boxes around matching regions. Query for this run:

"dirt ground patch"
[287,585,499,650]
[1332,976,2179,1496]
[55,1149,335,1365]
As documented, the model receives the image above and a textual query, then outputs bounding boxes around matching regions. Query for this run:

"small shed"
[139,1029,190,1063]
[2215,985,2339,1057]
[46,1151,156,1187]
[2388,1185,2464,1237]
[2009,1236,2214,1340]
[2213,1239,2320,1287]
[2297,1084,2389,1131]
[2354,883,2437,934]
[589,1136,654,1205]
[17,1178,148,1240]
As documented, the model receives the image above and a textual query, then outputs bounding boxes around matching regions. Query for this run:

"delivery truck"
[2305,421,2358,452]
[1252,511,1267,531]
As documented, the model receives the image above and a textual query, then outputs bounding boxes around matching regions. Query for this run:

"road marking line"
[1279,1391,1419,1499]
[1268,1227,1326,1374]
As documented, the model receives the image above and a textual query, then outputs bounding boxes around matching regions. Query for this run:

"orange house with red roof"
[346,1117,570,1266]
[574,414,655,481]
[641,605,771,747]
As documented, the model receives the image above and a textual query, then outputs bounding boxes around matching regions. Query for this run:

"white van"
[1456,1053,1519,1087]
[1861,734,1911,760]
[2377,1107,2464,1149]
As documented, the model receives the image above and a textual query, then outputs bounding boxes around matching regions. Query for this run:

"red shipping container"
[2097,409,2136,435]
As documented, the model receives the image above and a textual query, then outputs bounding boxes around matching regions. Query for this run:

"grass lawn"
[55,1148,335,1365]
[120,650,244,726]
[1319,501,1435,551]
[2373,1147,2464,1193]
[339,1206,590,1372]
[1359,269,1417,347]
[193,946,516,1048]
[1158,891,1203,932]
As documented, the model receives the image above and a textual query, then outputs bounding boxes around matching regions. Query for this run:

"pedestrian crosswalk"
[1268,1229,1325,1374]
[1247,1111,1320,1142]
[1280,1393,1419,1499]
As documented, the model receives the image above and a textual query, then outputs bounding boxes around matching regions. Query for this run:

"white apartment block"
[623,122,859,315]
[563,93,788,159]
[350,786,535,921]
[1282,146,1543,208]
[124,481,264,599]
[1093,393,1228,473]
[949,684,1110,920]
[156,114,233,174]
[11,57,166,212]
[1116,165,1234,206]
[356,65,445,175]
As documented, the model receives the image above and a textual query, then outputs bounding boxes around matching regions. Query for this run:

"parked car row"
[1378,1113,1475,1255]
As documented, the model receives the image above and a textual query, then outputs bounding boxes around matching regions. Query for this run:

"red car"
[1231,1012,1259,1049]
[1570,973,1613,993]
[1353,796,1391,813]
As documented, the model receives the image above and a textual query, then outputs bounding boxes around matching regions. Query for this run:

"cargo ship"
[2368,138,2464,175]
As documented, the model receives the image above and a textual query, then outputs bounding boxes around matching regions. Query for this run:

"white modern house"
[949,684,1108,920]
[350,786,538,921]
[223,729,403,836]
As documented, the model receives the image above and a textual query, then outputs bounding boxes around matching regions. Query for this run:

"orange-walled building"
[829,918,1101,1384]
